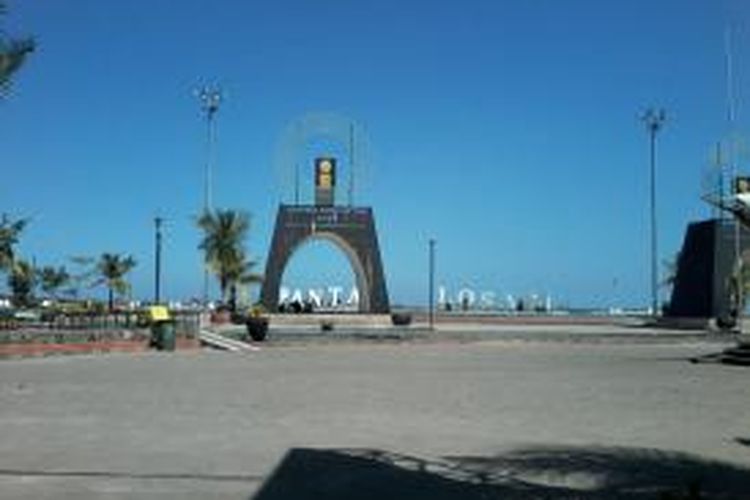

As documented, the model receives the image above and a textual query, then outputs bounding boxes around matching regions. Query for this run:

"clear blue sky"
[2,0,749,307]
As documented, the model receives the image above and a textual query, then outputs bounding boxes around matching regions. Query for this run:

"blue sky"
[2,0,749,307]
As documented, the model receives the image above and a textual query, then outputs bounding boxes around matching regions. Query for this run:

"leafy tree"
[0,0,35,96]
[223,251,263,311]
[65,255,96,298]
[37,265,70,300]
[95,253,136,312]
[8,259,35,307]
[0,214,28,271]
[197,209,260,310]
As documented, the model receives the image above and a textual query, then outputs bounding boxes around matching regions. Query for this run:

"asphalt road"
[0,334,748,498]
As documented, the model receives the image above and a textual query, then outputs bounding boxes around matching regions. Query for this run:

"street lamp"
[196,86,222,213]
[195,85,222,306]
[642,108,666,316]
[154,216,163,305]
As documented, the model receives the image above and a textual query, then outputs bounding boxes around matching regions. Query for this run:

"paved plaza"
[0,328,749,498]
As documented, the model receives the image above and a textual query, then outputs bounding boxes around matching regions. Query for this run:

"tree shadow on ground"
[735,438,750,448]
[251,445,750,500]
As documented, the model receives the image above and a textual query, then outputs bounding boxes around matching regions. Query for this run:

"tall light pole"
[642,108,666,316]
[197,86,222,212]
[196,86,222,306]
[428,238,436,330]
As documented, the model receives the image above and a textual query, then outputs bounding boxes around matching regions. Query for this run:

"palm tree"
[95,253,137,312]
[196,209,259,310]
[37,265,70,300]
[0,0,34,96]
[223,251,263,311]
[65,255,96,299]
[8,259,35,307]
[0,214,28,272]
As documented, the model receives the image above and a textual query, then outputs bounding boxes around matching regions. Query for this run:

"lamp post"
[196,86,222,306]
[197,86,222,213]
[428,238,436,330]
[642,108,666,316]
[154,216,163,305]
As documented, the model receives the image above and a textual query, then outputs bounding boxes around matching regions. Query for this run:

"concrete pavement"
[0,333,748,498]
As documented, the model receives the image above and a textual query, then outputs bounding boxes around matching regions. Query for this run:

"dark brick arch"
[260,205,390,313]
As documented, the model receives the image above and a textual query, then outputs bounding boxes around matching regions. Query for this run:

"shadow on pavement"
[735,437,750,448]
[251,446,750,499]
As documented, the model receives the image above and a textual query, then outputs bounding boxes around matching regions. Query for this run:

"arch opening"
[260,205,389,314]
[276,233,370,312]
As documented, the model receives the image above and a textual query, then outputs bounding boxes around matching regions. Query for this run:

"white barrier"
[199,330,261,352]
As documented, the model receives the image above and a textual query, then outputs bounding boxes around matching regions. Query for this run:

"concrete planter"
[246,317,269,342]
[391,313,412,326]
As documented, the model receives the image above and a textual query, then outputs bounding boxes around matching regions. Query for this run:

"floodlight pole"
[642,109,666,317]
[196,86,222,307]
[198,87,221,213]
[428,238,436,330]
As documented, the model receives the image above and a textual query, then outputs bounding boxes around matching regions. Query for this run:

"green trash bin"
[151,320,176,351]
[150,321,162,348]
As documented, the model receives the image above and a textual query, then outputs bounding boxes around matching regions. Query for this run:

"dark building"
[668,218,750,325]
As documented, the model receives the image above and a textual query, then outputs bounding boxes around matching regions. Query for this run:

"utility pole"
[642,108,666,316]
[154,216,163,305]
[196,85,222,307]
[428,238,436,330]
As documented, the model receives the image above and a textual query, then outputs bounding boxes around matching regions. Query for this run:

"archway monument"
[259,112,390,314]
